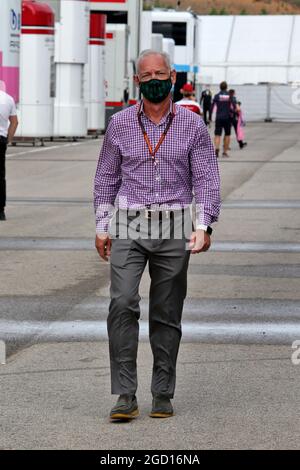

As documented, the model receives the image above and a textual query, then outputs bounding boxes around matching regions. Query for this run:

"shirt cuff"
[195,210,214,227]
[196,224,208,231]
[96,219,110,234]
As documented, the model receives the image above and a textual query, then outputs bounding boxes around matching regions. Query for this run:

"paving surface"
[0,123,300,449]
[1,342,299,450]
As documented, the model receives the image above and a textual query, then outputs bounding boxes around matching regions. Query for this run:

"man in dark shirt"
[211,81,235,158]
[200,86,212,125]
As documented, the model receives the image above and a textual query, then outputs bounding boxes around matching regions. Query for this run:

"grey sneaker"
[110,394,139,420]
[149,396,174,418]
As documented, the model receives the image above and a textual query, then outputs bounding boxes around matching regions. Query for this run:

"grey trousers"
[107,212,192,398]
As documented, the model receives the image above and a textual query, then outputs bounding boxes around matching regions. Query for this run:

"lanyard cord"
[137,101,175,162]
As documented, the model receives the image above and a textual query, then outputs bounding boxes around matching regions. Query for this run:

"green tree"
[209,7,218,15]
[219,7,228,15]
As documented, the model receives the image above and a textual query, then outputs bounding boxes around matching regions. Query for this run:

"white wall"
[198,15,300,85]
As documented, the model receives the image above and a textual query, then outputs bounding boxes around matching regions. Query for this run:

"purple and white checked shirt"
[94,101,221,233]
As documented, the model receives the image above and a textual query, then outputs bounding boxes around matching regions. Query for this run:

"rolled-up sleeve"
[93,118,122,234]
[189,120,221,226]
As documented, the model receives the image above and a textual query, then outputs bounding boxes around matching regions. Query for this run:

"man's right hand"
[95,233,112,261]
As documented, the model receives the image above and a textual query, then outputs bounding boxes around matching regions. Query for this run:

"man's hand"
[189,229,211,254]
[95,233,112,261]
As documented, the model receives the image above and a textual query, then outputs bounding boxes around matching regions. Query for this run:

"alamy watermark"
[95,200,206,241]
[0,340,6,365]
[291,81,300,106]
[291,340,300,365]
[291,339,300,366]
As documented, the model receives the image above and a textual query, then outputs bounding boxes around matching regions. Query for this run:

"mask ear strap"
[137,100,143,116]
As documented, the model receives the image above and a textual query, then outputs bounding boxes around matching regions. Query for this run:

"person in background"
[229,90,247,149]
[200,85,212,125]
[211,81,235,158]
[0,84,18,221]
[176,83,202,115]
[236,101,247,149]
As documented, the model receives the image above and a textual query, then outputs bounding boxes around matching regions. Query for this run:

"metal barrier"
[229,84,300,122]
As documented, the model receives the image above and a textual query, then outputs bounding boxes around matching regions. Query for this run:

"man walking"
[0,85,18,220]
[200,85,212,125]
[211,81,235,158]
[176,83,202,115]
[94,50,220,421]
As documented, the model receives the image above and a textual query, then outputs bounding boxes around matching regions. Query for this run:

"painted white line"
[72,299,300,316]
[1,320,300,344]
[1,239,300,253]
[8,145,64,157]
[212,242,300,253]
[7,139,99,158]
[223,200,300,209]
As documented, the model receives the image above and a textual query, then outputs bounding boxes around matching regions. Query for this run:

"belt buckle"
[145,209,171,219]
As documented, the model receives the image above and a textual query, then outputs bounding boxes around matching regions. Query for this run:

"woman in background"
[236,101,247,149]
[229,90,247,149]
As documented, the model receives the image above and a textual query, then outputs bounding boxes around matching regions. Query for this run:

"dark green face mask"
[140,77,172,103]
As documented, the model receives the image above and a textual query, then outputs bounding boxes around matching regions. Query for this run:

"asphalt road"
[1,123,300,356]
[0,122,300,449]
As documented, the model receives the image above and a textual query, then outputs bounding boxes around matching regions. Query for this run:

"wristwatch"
[196,224,213,235]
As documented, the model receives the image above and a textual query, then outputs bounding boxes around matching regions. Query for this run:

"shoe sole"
[110,408,139,420]
[149,411,174,418]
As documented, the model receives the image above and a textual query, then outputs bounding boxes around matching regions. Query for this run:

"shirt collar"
[138,99,175,125]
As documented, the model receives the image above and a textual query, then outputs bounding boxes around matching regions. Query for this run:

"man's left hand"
[189,229,211,254]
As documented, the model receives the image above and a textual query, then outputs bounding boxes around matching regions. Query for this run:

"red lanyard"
[137,101,175,162]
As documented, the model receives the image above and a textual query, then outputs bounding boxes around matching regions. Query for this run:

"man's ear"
[134,75,140,87]
[171,69,177,85]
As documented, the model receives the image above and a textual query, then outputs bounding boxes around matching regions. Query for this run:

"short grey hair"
[135,49,171,75]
